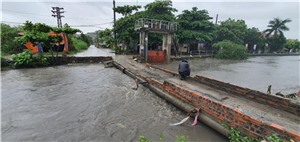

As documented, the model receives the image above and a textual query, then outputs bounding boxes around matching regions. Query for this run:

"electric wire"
[1,9,113,21]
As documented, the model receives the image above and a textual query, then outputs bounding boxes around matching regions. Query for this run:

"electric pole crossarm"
[51,6,64,28]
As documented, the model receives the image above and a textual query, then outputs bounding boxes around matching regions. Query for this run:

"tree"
[176,7,215,45]
[263,18,291,38]
[113,0,177,52]
[79,33,93,46]
[143,0,177,21]
[213,18,248,45]
[113,6,143,51]
[98,29,115,48]
[267,35,286,52]
[263,18,291,52]
[0,24,23,54]
[284,39,299,52]
[244,27,264,52]
[213,40,247,60]
[114,5,141,17]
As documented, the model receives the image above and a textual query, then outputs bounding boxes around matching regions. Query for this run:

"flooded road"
[4,46,296,141]
[1,64,227,141]
[74,45,115,57]
[159,56,300,94]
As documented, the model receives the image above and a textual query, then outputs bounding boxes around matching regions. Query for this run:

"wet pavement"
[1,64,227,141]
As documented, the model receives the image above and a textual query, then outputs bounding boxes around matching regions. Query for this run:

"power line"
[1,9,114,21]
[1,20,113,29]
[43,0,52,16]
[69,22,113,27]
[1,9,52,18]
[1,21,24,25]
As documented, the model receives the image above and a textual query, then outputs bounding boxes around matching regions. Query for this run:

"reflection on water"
[1,64,227,141]
[159,56,300,94]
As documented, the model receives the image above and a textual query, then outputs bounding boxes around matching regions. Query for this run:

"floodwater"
[159,56,300,95]
[5,46,297,141]
[1,64,227,141]
[74,45,115,57]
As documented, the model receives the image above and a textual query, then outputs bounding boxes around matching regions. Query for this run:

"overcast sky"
[1,0,299,39]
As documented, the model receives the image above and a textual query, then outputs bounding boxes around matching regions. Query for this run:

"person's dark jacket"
[178,60,190,75]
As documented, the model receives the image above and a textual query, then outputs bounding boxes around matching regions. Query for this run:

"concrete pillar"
[166,34,172,63]
[139,32,145,57]
[145,32,148,62]
[162,34,167,51]
[162,34,172,63]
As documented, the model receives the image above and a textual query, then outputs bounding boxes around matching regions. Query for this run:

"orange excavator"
[20,32,69,54]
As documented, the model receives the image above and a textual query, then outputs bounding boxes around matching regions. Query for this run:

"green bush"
[267,133,285,142]
[213,40,248,60]
[12,50,48,68]
[71,37,88,51]
[0,24,23,54]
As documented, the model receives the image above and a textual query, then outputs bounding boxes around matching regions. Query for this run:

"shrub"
[213,40,248,60]
[0,24,23,54]
[71,37,88,51]
[1,57,9,67]
[267,133,285,142]
[12,50,48,68]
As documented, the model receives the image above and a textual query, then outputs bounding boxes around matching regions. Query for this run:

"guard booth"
[134,18,176,63]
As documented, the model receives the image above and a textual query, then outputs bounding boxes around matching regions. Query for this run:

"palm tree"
[263,18,291,38]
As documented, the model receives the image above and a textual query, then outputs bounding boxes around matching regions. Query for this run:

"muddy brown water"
[1,63,227,141]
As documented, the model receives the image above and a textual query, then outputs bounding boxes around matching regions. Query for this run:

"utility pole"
[51,7,64,28]
[215,14,218,25]
[113,0,117,46]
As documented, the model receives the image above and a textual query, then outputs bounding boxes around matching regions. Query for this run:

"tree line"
[98,0,299,57]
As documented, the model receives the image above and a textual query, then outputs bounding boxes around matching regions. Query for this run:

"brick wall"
[193,75,300,116]
[146,64,300,116]
[48,56,113,65]
[160,80,300,141]
[144,64,300,141]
